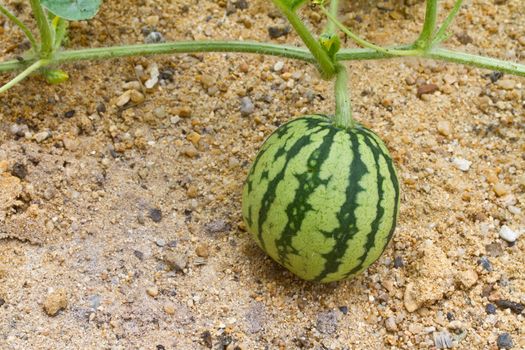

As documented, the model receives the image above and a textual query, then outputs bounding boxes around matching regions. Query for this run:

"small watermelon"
[242,115,399,283]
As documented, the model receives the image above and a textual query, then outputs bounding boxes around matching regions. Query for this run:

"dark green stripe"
[346,130,386,276]
[275,127,337,267]
[359,128,400,246]
[314,131,369,282]
[255,118,328,251]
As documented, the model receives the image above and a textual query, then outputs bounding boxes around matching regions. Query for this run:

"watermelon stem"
[333,63,354,130]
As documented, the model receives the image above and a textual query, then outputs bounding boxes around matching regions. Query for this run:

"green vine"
[0,0,524,108]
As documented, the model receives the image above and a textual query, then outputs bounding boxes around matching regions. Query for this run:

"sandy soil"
[1,0,524,349]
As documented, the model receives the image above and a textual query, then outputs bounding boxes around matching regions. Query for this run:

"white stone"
[499,225,518,243]
[451,157,471,172]
[508,206,521,215]
[34,131,51,143]
[273,61,284,72]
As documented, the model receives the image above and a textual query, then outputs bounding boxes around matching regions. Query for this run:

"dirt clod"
[43,289,68,316]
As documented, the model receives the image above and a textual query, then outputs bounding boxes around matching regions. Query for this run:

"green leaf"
[319,33,340,58]
[43,69,69,84]
[40,0,102,21]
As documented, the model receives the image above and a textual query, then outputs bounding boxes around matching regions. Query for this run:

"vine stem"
[272,0,336,79]
[432,0,464,46]
[333,63,354,129]
[427,47,525,76]
[0,59,48,93]
[416,0,438,50]
[324,0,339,35]
[52,17,68,50]
[0,3,38,50]
[320,5,420,57]
[29,0,53,58]
[0,42,524,76]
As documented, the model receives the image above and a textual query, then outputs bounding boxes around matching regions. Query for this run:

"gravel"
[316,310,339,335]
[495,300,524,314]
[11,162,27,180]
[240,96,255,117]
[499,225,518,243]
[451,157,472,172]
[433,331,453,349]
[34,130,51,143]
[148,208,163,223]
[485,303,497,315]
[497,333,513,349]
[145,31,165,44]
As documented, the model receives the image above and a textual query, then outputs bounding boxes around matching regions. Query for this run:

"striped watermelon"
[242,115,399,283]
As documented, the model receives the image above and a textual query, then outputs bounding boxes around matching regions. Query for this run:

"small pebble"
[186,133,201,148]
[451,157,471,172]
[385,317,398,332]
[156,239,166,247]
[240,96,255,117]
[478,256,493,271]
[437,121,452,136]
[64,110,75,118]
[205,220,231,234]
[338,306,348,315]
[164,252,187,272]
[497,333,513,349]
[499,225,518,243]
[0,298,4,307]
[495,299,524,314]
[486,303,497,314]
[316,310,339,335]
[448,320,464,331]
[393,256,404,268]
[164,303,176,315]
[485,243,504,257]
[116,91,131,107]
[456,32,473,45]
[133,250,144,260]
[508,206,521,215]
[433,331,453,349]
[153,106,166,118]
[43,289,68,316]
[268,26,290,39]
[129,90,145,104]
[11,162,27,179]
[486,71,504,83]
[493,182,510,197]
[496,79,516,90]
[201,331,213,348]
[458,269,478,289]
[145,31,165,44]
[146,286,159,297]
[123,81,141,90]
[96,102,106,114]
[195,243,210,258]
[34,131,51,143]
[273,61,284,72]
[145,64,160,89]
[417,83,439,98]
[149,208,163,223]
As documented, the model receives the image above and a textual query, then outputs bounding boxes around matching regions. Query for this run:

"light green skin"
[242,115,399,282]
